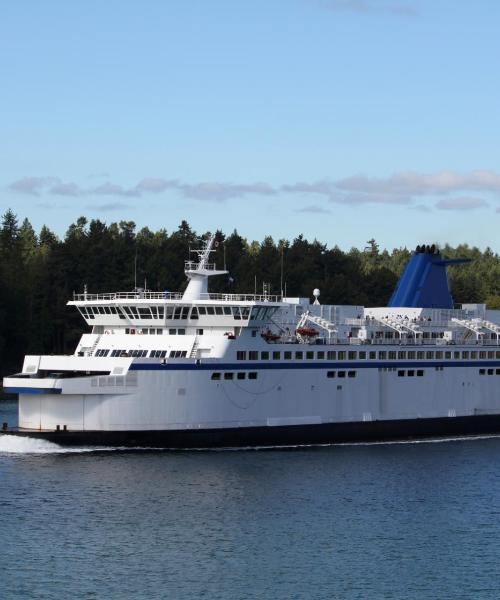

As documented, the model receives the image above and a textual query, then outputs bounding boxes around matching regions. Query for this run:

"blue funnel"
[388,245,470,309]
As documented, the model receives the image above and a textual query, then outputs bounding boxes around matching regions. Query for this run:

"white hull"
[12,351,500,433]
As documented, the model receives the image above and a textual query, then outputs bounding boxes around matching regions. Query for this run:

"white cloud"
[135,178,178,193]
[9,176,59,195]
[296,204,332,214]
[85,202,133,211]
[50,182,81,196]
[178,182,276,202]
[435,196,489,211]
[336,170,500,196]
[283,180,411,205]
[7,169,500,212]
[92,182,140,197]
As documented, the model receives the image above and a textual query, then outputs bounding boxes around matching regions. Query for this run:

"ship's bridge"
[68,292,282,330]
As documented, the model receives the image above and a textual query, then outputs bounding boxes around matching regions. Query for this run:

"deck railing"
[71,291,282,303]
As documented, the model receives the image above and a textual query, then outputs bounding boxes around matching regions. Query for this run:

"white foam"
[0,435,105,454]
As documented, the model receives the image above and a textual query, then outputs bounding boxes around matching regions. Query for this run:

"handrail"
[71,291,283,303]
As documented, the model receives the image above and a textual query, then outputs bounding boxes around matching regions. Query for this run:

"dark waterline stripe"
[4,387,62,394]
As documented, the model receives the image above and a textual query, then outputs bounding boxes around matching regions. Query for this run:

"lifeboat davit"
[296,327,319,337]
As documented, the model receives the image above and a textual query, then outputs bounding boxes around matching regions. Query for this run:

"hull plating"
[5,414,500,448]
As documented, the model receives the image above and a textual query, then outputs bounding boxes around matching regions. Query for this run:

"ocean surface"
[1,399,500,600]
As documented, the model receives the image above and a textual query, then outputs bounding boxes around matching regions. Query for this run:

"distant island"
[0,208,499,377]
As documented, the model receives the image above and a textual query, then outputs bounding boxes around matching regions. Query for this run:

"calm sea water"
[1,399,500,600]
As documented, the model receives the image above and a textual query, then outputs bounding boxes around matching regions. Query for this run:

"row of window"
[94,349,187,358]
[211,372,258,381]
[397,370,425,377]
[236,349,500,361]
[122,328,205,336]
[80,305,265,321]
[479,368,500,375]
[80,306,124,320]
[326,371,356,378]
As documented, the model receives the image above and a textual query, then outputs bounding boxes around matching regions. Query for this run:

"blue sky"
[1,0,500,250]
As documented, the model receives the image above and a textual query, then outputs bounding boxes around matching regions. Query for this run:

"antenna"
[134,247,138,291]
[280,244,284,300]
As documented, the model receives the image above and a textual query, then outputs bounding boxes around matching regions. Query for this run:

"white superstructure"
[4,237,500,447]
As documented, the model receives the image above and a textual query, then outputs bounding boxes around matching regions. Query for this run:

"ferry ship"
[3,237,500,448]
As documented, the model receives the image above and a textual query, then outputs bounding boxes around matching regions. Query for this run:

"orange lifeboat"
[296,327,319,337]
[261,330,280,342]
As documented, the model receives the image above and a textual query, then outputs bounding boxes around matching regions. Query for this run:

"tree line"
[1,209,499,377]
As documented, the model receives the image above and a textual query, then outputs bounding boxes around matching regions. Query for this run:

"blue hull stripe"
[4,387,62,395]
[130,360,500,371]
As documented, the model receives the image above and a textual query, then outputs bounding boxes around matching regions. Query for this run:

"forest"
[1,208,500,378]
